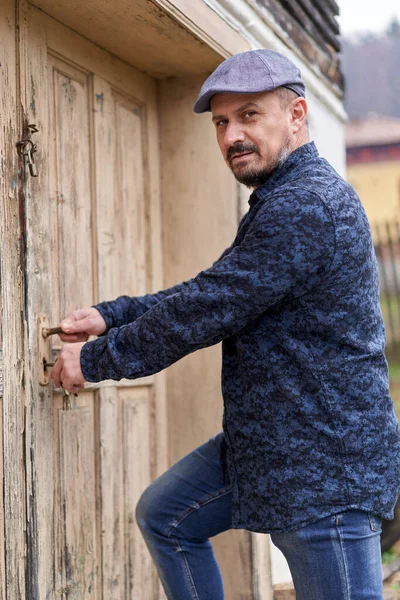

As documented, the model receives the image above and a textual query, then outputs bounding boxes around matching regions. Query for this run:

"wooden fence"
[374,221,400,361]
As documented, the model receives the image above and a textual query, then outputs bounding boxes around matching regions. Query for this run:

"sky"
[337,0,400,36]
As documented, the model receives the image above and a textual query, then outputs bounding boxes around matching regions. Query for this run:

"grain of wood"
[18,3,59,596]
[3,1,276,597]
[59,403,99,597]
[274,582,296,599]
[251,533,274,600]
[1,0,28,596]
[122,390,154,599]
[93,70,164,598]
[48,51,102,598]
[19,6,167,597]
[92,81,125,596]
[27,0,232,78]
[247,0,343,90]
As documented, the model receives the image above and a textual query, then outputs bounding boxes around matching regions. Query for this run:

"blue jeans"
[136,433,383,599]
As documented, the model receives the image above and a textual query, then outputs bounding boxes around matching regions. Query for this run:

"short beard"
[230,140,292,188]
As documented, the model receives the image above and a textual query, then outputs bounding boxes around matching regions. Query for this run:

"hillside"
[341,21,400,119]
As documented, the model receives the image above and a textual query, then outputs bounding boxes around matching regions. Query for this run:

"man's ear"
[291,97,308,133]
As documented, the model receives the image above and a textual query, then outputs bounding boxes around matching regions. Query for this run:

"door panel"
[49,58,94,319]
[21,4,164,598]
[57,400,98,597]
[92,74,155,599]
[48,55,101,599]
[121,388,154,598]
[92,77,147,301]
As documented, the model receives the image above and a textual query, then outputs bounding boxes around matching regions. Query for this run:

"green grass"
[389,363,400,380]
[383,549,399,565]
[381,294,400,346]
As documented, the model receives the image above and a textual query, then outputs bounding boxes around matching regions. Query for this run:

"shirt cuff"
[80,336,108,382]
[92,302,114,333]
[80,327,146,383]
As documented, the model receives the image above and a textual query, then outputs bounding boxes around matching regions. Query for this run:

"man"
[51,50,400,599]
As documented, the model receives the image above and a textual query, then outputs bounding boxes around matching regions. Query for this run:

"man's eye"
[216,120,228,127]
[244,111,256,118]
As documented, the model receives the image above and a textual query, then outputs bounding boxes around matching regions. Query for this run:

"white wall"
[307,89,347,178]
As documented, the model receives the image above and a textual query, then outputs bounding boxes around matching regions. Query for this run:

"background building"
[346,114,400,225]
[0,0,344,597]
[346,115,400,360]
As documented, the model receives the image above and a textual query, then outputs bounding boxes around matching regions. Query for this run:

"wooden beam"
[280,0,340,52]
[253,0,343,90]
[0,0,27,595]
[296,0,340,37]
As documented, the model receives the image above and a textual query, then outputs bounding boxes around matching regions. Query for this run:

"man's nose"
[223,122,246,147]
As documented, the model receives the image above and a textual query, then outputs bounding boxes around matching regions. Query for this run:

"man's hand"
[59,307,107,342]
[51,342,87,393]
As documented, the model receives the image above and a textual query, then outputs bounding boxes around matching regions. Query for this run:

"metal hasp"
[16,138,39,177]
[38,315,51,385]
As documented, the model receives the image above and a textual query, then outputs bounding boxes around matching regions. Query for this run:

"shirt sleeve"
[93,246,234,331]
[93,281,190,331]
[80,191,335,382]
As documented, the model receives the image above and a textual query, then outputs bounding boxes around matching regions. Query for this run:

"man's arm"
[80,191,335,382]
[94,281,190,332]
[94,243,236,332]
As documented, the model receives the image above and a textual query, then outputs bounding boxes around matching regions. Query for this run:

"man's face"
[210,90,295,188]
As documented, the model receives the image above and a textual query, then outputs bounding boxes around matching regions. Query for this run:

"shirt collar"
[248,141,319,208]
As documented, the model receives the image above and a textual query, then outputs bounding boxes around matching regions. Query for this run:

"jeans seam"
[166,486,232,539]
[336,516,351,600]
[171,535,200,600]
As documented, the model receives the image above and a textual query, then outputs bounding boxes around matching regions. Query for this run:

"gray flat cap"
[193,49,306,114]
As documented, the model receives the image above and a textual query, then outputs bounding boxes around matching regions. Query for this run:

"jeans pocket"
[368,512,382,532]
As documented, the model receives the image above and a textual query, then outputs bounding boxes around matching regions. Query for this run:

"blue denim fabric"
[81,141,400,531]
[136,434,383,600]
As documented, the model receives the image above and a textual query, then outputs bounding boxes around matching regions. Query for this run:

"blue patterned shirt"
[81,142,400,532]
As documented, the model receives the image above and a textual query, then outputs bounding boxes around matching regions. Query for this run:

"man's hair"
[276,86,299,109]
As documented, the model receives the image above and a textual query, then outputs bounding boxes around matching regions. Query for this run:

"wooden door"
[19,3,166,598]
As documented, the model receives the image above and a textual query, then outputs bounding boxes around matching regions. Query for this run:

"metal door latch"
[16,139,38,177]
[38,316,63,385]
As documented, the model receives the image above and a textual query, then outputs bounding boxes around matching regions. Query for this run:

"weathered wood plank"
[280,0,337,52]
[26,0,225,78]
[1,0,27,596]
[92,76,119,307]
[48,52,101,599]
[252,0,343,89]
[299,0,340,35]
[92,77,125,599]
[286,0,340,49]
[322,0,339,17]
[0,360,4,598]
[274,582,296,599]
[93,72,162,598]
[51,58,93,315]
[115,96,147,297]
[99,386,124,598]
[59,403,99,598]
[252,533,274,600]
[121,390,154,599]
